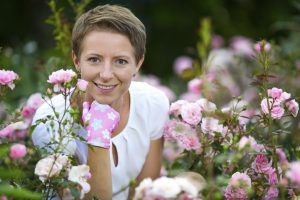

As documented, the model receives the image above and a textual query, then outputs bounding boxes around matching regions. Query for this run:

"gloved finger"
[82,101,90,115]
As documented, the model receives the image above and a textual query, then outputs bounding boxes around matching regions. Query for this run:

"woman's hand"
[82,101,120,148]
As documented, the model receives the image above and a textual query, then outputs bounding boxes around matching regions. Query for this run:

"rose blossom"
[177,134,201,151]
[47,69,76,92]
[163,119,196,141]
[173,56,193,76]
[201,117,223,135]
[230,36,254,57]
[34,154,69,182]
[224,172,251,200]
[180,102,202,125]
[251,154,272,174]
[0,126,13,138]
[68,165,91,198]
[196,98,217,113]
[169,100,188,117]
[133,178,153,200]
[150,176,181,198]
[261,98,284,119]
[286,161,300,187]
[286,99,299,117]
[0,69,19,89]
[9,143,27,160]
[262,187,279,200]
[26,93,44,110]
[76,79,88,91]
[188,78,202,94]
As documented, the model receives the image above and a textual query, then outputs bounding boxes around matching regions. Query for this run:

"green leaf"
[0,167,26,179]
[0,184,41,199]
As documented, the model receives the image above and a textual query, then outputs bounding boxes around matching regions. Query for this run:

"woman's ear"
[135,55,144,74]
[72,50,80,72]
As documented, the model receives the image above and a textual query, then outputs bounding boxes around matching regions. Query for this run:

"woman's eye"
[88,57,100,63]
[116,59,128,65]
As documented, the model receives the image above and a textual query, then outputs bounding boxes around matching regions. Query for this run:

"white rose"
[150,177,181,198]
[34,154,69,182]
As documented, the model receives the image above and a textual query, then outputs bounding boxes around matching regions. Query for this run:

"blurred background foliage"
[0,0,300,105]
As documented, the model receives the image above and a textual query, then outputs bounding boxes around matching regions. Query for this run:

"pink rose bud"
[77,79,88,91]
[9,143,27,160]
[85,172,92,179]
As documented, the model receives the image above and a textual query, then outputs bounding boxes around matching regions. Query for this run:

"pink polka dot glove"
[82,101,120,148]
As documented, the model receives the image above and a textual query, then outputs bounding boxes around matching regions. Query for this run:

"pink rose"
[267,87,283,99]
[286,161,300,187]
[0,69,19,90]
[201,117,223,135]
[286,99,299,117]
[47,69,77,92]
[262,187,279,200]
[77,79,88,91]
[188,78,202,94]
[261,98,284,119]
[9,143,27,160]
[169,100,188,117]
[26,93,44,109]
[0,126,14,138]
[177,134,201,151]
[173,56,193,76]
[196,98,217,113]
[180,102,202,125]
[251,154,272,174]
[230,36,255,57]
[21,106,36,118]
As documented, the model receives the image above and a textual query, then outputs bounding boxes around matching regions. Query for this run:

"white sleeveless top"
[31,81,170,200]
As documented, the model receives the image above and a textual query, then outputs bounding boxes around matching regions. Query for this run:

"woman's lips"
[93,82,117,94]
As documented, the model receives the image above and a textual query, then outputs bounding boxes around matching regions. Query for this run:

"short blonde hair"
[72,4,146,63]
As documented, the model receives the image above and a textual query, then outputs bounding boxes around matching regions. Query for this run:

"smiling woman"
[31,4,170,200]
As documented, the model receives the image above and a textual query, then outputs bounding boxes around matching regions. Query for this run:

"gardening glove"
[82,101,120,148]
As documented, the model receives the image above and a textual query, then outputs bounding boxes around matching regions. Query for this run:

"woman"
[32,4,169,200]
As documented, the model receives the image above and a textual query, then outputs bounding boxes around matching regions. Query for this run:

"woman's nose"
[99,63,114,80]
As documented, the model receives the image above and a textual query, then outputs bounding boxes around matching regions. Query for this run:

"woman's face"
[73,30,143,108]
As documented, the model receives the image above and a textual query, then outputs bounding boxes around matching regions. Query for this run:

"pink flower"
[21,105,36,118]
[286,99,299,117]
[267,87,283,99]
[196,98,217,113]
[230,36,255,57]
[163,119,196,141]
[254,41,271,52]
[9,143,27,160]
[251,154,272,174]
[177,134,201,151]
[180,102,202,125]
[286,161,300,187]
[47,69,77,92]
[262,187,279,200]
[0,126,14,138]
[169,100,188,117]
[26,93,44,109]
[201,117,223,135]
[0,69,19,89]
[228,172,251,189]
[77,79,88,91]
[261,98,284,119]
[173,56,193,76]
[211,34,224,49]
[224,172,251,200]
[268,169,278,186]
[188,78,202,94]
[0,195,7,200]
[276,148,288,165]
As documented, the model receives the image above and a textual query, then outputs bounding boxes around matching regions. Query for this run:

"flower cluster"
[260,87,299,119]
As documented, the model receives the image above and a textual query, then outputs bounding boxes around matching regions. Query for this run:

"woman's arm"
[85,147,112,200]
[128,137,164,199]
